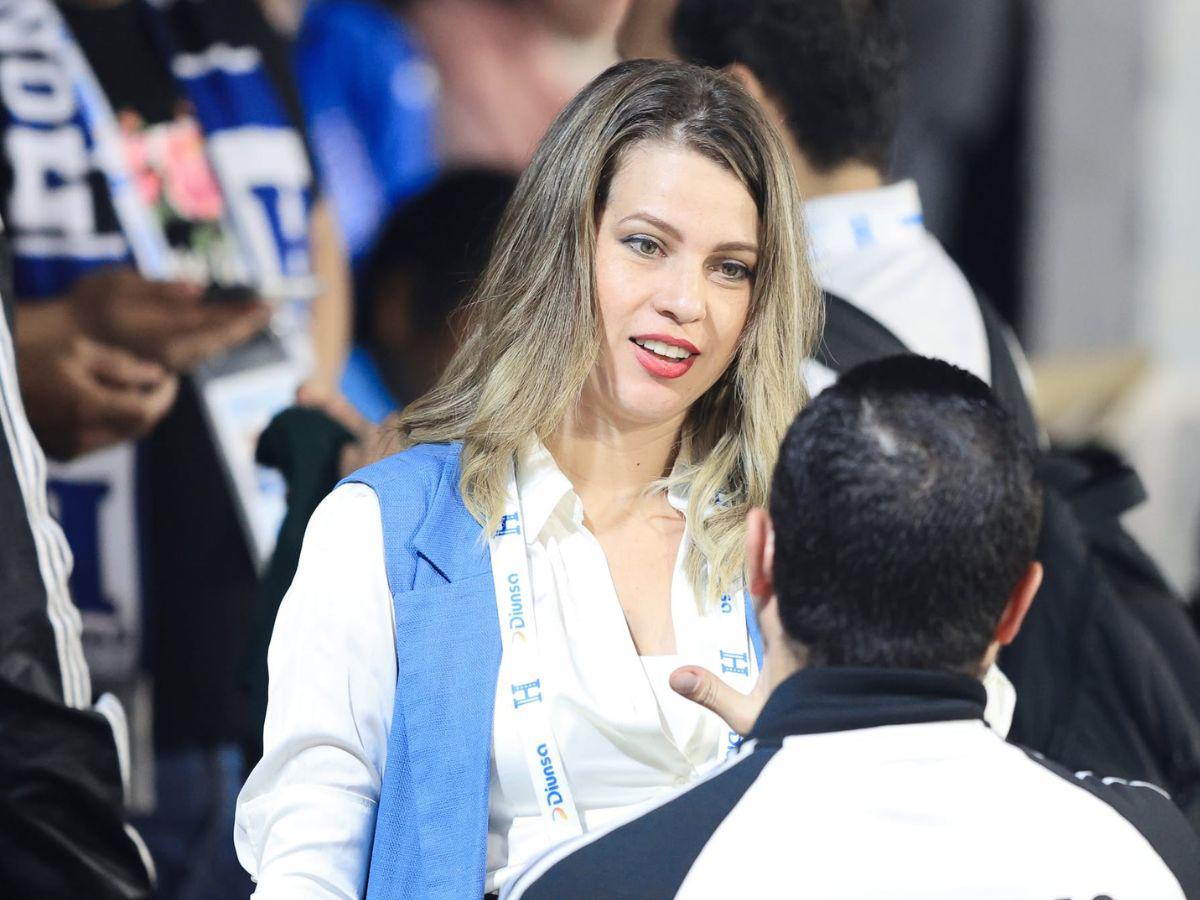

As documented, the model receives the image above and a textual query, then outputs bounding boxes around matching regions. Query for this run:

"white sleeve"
[234,483,397,900]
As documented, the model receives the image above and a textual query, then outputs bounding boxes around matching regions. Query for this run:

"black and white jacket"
[503,668,1200,899]
[0,232,153,898]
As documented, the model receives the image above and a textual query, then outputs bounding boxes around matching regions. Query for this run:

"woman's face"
[586,141,759,430]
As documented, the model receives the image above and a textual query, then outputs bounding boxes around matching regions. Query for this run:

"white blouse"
[234,444,747,898]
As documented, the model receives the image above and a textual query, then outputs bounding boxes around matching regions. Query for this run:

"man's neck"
[545,410,683,511]
[795,158,884,201]
[760,639,806,696]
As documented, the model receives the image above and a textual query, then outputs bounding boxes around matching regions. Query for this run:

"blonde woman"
[235,59,820,899]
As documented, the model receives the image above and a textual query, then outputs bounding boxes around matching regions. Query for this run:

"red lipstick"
[629,335,700,379]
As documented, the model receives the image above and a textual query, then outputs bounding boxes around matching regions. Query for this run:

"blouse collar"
[515,440,691,545]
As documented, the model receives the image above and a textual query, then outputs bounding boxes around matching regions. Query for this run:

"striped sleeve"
[0,271,154,895]
[0,291,88,709]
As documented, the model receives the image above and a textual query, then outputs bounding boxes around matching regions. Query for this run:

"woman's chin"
[604,391,694,429]
[579,374,701,430]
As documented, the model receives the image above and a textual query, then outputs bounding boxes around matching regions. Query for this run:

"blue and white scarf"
[0,0,315,678]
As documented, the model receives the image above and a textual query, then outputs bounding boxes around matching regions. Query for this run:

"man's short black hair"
[359,169,516,343]
[770,356,1043,673]
[672,0,905,173]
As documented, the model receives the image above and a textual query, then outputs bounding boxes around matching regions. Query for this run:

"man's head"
[747,356,1043,682]
[360,169,516,403]
[632,0,906,196]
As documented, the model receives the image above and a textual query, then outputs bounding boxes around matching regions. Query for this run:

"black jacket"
[0,246,154,899]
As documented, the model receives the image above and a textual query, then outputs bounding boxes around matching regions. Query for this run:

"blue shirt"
[295,0,438,263]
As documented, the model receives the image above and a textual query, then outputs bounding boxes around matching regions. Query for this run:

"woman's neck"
[546,411,684,510]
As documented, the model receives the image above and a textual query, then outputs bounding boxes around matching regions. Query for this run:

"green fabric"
[239,406,355,764]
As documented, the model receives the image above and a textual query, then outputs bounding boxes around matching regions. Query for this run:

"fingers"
[82,369,178,435]
[70,270,270,369]
[82,339,170,390]
[147,279,205,308]
[69,349,179,456]
[159,303,272,371]
[297,382,371,438]
[669,665,763,737]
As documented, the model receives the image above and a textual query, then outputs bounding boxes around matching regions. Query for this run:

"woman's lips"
[630,339,697,378]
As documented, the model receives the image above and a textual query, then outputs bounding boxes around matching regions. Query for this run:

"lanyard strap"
[716,587,757,759]
[490,458,583,840]
[489,457,760,839]
[44,1,173,277]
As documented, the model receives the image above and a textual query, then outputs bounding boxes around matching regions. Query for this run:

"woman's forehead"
[604,143,759,246]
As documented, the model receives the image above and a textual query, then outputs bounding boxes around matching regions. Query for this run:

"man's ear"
[993,562,1043,646]
[745,507,775,612]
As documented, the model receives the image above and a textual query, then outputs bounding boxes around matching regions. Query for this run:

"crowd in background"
[0,1,1197,898]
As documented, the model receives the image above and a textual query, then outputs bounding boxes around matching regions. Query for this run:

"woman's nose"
[652,261,706,324]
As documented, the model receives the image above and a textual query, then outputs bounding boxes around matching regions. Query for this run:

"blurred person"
[403,0,626,170]
[635,0,1013,397]
[648,0,1200,827]
[353,167,517,411]
[295,0,439,265]
[295,0,625,271]
[239,168,517,766]
[504,357,1200,900]
[0,0,350,896]
[616,0,678,59]
[0,221,154,898]
[891,0,1029,327]
[236,60,818,899]
[257,0,304,36]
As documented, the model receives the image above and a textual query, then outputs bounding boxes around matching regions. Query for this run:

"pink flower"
[119,110,162,207]
[161,115,224,222]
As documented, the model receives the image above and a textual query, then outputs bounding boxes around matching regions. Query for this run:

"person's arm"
[302,198,352,395]
[41,268,272,371]
[235,483,395,899]
[15,269,278,458]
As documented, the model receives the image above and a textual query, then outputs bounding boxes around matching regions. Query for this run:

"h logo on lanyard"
[720,650,750,677]
[511,678,543,708]
[496,512,521,537]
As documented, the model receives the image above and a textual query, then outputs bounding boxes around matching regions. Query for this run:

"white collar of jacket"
[803,179,926,264]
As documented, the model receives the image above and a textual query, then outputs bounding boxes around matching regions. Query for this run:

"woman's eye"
[718,260,752,281]
[624,236,661,257]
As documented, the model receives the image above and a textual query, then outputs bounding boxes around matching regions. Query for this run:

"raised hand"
[20,330,178,460]
[68,268,271,372]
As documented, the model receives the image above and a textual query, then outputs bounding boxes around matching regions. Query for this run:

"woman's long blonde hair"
[396,59,820,602]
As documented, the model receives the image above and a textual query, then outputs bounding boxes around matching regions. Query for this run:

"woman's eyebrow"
[713,241,758,254]
[616,212,758,254]
[616,211,683,242]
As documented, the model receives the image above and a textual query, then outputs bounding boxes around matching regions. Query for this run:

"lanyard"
[489,457,759,841]
[490,458,583,840]
[45,1,173,278]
